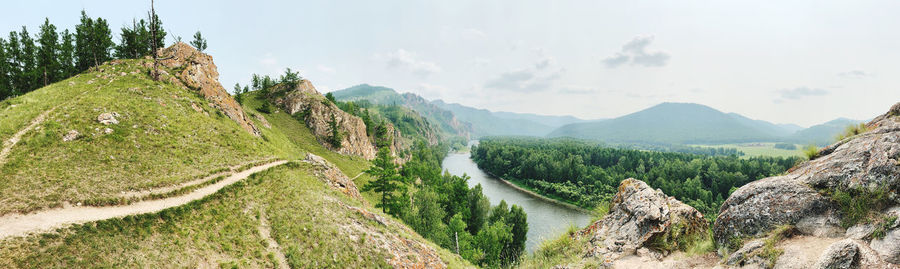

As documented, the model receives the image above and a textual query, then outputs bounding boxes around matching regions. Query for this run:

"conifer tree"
[0,37,10,99]
[190,31,207,52]
[36,18,60,86]
[58,30,76,78]
[18,27,38,91]
[362,148,407,217]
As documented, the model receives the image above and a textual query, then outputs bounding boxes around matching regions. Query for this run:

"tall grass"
[802,144,819,160]
[835,123,869,141]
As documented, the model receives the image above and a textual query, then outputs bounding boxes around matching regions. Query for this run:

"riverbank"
[482,170,594,215]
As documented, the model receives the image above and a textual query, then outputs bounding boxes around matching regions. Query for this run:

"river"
[441,152,593,253]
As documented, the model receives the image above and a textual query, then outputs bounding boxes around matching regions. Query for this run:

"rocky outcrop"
[573,178,708,265]
[714,102,900,265]
[303,153,364,202]
[272,80,376,160]
[155,42,260,136]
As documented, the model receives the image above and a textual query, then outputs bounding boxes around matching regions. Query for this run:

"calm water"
[441,152,593,253]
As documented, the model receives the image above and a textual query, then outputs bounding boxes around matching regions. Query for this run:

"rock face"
[714,102,900,265]
[156,43,260,136]
[273,80,377,160]
[304,153,364,201]
[574,178,708,264]
[813,239,859,269]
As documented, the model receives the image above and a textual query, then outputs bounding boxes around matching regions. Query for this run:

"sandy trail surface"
[0,160,287,239]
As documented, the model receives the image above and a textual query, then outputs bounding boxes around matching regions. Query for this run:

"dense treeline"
[0,9,210,101]
[471,137,800,219]
[363,142,528,267]
[619,143,744,157]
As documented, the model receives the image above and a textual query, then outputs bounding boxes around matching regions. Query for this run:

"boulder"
[714,176,840,246]
[304,153,364,202]
[575,178,708,263]
[715,102,900,250]
[870,228,900,264]
[62,130,79,142]
[157,43,260,136]
[813,239,859,269]
[725,239,765,266]
[97,112,119,125]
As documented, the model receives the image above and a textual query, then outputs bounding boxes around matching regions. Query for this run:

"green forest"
[471,137,801,219]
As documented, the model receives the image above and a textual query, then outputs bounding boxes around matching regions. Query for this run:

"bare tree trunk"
[149,0,159,81]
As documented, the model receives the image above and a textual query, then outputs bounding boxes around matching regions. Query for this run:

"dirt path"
[351,172,365,181]
[0,160,287,240]
[256,210,290,269]
[0,108,55,166]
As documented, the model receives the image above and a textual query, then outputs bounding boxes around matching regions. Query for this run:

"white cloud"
[838,70,872,78]
[461,28,487,40]
[378,49,442,77]
[603,35,670,68]
[775,87,829,102]
[484,56,563,92]
[316,65,336,74]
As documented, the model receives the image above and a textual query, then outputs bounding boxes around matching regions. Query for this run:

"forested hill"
[548,102,786,144]
[331,84,472,139]
[331,84,587,138]
[471,137,800,218]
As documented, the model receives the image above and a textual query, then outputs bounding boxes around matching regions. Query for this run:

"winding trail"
[256,210,290,269]
[350,172,365,181]
[0,160,287,240]
[0,108,55,166]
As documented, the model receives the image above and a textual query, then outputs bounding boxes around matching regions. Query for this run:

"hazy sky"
[3,0,899,127]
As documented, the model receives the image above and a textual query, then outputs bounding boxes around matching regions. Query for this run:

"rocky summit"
[273,79,378,159]
[569,178,708,267]
[715,102,900,267]
[155,42,261,136]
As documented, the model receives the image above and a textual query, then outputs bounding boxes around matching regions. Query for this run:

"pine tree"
[362,148,407,217]
[327,113,343,148]
[74,10,94,71]
[36,18,60,86]
[190,31,207,52]
[18,26,38,92]
[58,30,76,78]
[91,17,114,66]
[0,37,10,99]
[6,31,22,97]
[233,83,243,104]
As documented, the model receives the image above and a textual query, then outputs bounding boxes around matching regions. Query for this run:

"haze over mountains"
[332,85,861,146]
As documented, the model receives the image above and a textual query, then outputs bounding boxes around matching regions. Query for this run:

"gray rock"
[871,228,900,264]
[62,130,79,142]
[97,112,119,125]
[725,239,765,266]
[714,176,840,246]
[846,224,875,240]
[797,215,845,238]
[814,239,859,269]
[576,178,708,262]
[715,102,900,247]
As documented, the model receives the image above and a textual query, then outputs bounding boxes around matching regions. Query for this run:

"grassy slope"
[0,162,467,268]
[0,60,469,267]
[0,60,278,215]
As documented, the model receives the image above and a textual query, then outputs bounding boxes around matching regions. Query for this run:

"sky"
[3,0,900,127]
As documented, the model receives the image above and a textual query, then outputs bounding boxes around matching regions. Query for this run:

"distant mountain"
[431,100,586,137]
[789,118,863,146]
[726,113,799,137]
[332,84,472,139]
[333,84,586,138]
[548,103,782,144]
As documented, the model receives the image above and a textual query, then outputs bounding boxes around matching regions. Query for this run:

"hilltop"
[0,44,469,268]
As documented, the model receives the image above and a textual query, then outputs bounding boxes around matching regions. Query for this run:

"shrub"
[258,102,272,114]
[836,123,869,141]
[831,187,891,228]
[803,144,819,160]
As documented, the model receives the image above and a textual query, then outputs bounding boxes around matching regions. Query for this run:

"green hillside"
[0,57,470,268]
[333,84,471,139]
[789,118,862,146]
